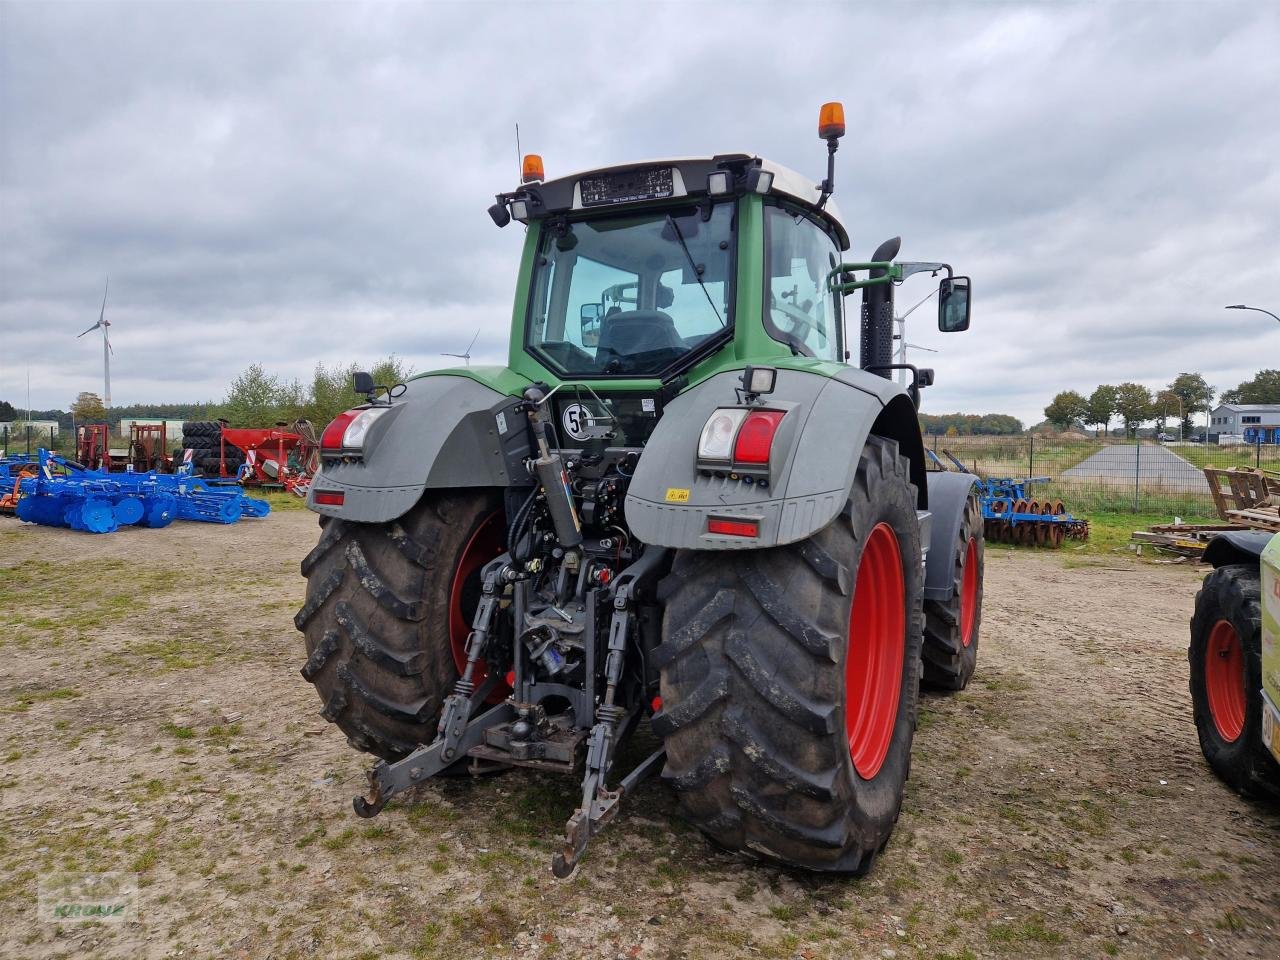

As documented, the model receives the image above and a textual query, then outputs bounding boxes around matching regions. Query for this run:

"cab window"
[763,203,842,362]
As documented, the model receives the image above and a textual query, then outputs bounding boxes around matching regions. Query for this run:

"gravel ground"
[0,509,1277,959]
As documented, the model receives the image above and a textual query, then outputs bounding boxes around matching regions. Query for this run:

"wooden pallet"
[1224,508,1280,532]
[1203,467,1280,523]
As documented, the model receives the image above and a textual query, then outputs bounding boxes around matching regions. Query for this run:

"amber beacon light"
[818,101,846,140]
[522,154,545,183]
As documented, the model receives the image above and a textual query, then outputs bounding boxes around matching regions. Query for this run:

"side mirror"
[352,371,375,396]
[580,304,602,348]
[938,277,971,332]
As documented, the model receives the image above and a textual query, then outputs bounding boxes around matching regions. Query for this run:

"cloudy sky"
[1,0,1277,427]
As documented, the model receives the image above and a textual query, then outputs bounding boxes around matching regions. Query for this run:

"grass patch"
[987,914,1064,947]
[3,687,81,713]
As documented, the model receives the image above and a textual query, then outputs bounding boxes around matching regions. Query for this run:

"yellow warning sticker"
[665,488,691,503]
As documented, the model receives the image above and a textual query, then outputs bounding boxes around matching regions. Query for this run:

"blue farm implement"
[929,449,1089,548]
[12,449,270,534]
[0,454,37,515]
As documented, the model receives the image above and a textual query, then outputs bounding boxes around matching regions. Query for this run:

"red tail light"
[321,410,362,450]
[733,410,786,464]
[314,490,345,506]
[708,517,760,538]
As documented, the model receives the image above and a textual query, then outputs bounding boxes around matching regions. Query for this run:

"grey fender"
[923,470,980,601]
[307,375,529,523]
[1203,531,1274,569]
[624,367,930,550]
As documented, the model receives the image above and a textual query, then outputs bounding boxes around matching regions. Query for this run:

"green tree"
[70,391,107,423]
[1113,382,1153,438]
[0,400,16,421]
[219,364,304,427]
[303,356,414,428]
[1165,372,1213,436]
[1043,390,1088,430]
[1220,369,1280,406]
[1085,385,1117,438]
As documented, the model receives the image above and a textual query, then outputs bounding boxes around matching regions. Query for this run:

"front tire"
[1189,564,1280,801]
[655,436,924,873]
[296,490,504,761]
[922,494,983,690]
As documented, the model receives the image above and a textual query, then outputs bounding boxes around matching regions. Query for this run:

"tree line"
[1,356,411,437]
[918,412,1024,436]
[1043,369,1280,438]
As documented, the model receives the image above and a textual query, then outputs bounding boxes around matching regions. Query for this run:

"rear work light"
[708,517,759,538]
[321,407,388,452]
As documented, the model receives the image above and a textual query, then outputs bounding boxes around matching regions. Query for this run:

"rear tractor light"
[707,517,760,538]
[697,408,748,461]
[313,490,345,506]
[697,407,787,469]
[733,410,786,464]
[321,407,388,453]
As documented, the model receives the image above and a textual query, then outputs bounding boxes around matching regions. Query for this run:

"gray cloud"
[1,1,1277,427]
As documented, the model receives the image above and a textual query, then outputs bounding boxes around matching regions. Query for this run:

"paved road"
[1061,443,1210,491]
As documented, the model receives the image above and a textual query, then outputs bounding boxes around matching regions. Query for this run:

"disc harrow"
[927,449,1088,548]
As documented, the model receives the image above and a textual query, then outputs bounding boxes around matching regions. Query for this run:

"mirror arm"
[896,261,952,281]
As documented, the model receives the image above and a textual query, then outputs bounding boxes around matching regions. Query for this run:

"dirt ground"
[1,508,1277,960]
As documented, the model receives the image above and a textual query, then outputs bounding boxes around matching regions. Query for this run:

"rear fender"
[1203,531,1275,569]
[307,375,530,523]
[624,367,926,550]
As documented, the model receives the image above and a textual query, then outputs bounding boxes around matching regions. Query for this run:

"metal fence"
[926,434,1280,518]
[1,425,68,458]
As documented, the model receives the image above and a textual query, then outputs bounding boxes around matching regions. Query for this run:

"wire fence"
[927,434,1280,519]
[1,425,68,458]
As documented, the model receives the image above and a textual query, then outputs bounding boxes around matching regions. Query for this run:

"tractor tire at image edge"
[1188,563,1280,802]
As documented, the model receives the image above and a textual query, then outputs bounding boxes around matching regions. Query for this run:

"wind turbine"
[441,329,479,367]
[77,278,113,406]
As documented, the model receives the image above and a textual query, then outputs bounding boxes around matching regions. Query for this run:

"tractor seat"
[596,310,683,358]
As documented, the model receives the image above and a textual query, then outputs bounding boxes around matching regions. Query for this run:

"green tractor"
[1189,532,1280,801]
[296,102,984,876]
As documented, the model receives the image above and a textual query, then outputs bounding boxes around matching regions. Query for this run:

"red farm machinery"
[180,419,319,495]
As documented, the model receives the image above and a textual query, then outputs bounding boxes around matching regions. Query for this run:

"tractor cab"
[488,105,969,413]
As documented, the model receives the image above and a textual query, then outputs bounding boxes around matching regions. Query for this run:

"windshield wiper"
[666,214,726,328]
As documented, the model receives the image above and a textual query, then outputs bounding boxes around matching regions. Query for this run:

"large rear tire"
[655,436,924,873]
[296,490,504,761]
[921,494,983,691]
[1189,564,1280,801]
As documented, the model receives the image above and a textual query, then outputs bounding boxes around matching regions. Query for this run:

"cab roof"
[508,154,850,250]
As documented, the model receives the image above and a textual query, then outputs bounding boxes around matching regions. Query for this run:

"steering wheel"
[770,296,826,347]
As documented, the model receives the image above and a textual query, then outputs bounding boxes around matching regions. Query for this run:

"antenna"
[515,122,522,181]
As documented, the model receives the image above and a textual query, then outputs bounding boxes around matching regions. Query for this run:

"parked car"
[1157,432,1176,442]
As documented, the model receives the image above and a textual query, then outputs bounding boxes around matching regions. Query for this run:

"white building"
[1208,403,1280,443]
[0,419,60,438]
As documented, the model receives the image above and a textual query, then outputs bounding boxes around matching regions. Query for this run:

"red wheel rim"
[448,510,509,702]
[846,522,906,780]
[1204,619,1245,743]
[960,537,978,648]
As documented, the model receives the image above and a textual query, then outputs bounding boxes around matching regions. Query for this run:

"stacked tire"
[181,420,245,476]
